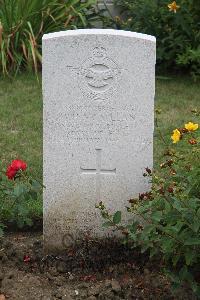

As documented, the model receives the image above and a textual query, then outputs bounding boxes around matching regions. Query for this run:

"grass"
[154,76,200,167]
[0,73,42,179]
[0,74,199,225]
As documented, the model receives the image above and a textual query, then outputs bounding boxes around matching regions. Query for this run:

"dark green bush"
[112,0,200,78]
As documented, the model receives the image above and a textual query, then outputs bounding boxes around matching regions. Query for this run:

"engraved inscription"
[80,149,116,202]
[46,104,153,146]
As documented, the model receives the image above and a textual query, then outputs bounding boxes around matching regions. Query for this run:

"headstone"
[97,0,119,17]
[43,29,156,252]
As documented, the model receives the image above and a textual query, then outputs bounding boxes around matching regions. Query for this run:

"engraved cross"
[80,149,116,202]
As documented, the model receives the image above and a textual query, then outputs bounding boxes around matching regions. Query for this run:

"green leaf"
[151,211,162,222]
[172,253,181,266]
[113,211,121,224]
[172,198,182,211]
[127,222,138,233]
[29,190,38,200]
[164,200,171,213]
[31,179,42,192]
[191,217,200,233]
[185,251,195,266]
[13,184,27,198]
[17,203,29,216]
[165,221,184,234]
[197,208,200,217]
[161,238,174,253]
[142,224,155,235]
[184,238,200,246]
[129,232,136,241]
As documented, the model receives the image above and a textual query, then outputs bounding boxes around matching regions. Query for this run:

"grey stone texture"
[43,29,156,252]
[97,0,119,16]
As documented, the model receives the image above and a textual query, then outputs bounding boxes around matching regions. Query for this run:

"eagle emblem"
[80,47,120,97]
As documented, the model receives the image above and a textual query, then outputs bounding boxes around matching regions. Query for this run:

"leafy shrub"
[176,47,200,81]
[0,0,97,75]
[97,113,200,296]
[111,0,200,78]
[0,159,43,229]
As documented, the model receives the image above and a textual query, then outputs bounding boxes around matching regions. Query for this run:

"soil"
[0,232,197,300]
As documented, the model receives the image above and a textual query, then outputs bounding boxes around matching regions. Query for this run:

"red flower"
[11,159,27,171]
[6,159,27,180]
[23,255,31,263]
[6,165,17,180]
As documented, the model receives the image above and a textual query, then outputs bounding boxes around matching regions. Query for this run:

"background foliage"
[1,0,199,77]
[111,0,200,79]
[0,0,97,75]
[98,113,200,296]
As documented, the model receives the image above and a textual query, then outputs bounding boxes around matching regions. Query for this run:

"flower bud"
[178,127,188,134]
[170,169,176,175]
[167,187,174,193]
[145,167,152,174]
[188,138,197,145]
[128,198,138,204]
[160,163,165,168]
[159,187,164,195]
[167,159,174,166]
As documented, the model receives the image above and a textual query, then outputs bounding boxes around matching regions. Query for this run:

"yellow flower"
[171,129,181,143]
[185,122,199,131]
[168,1,180,13]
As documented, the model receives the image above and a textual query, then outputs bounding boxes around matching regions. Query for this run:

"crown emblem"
[93,47,106,58]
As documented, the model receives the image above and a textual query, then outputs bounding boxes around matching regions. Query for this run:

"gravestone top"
[43,28,156,42]
[43,29,156,253]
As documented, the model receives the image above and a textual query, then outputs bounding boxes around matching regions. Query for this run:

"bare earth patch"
[0,233,197,300]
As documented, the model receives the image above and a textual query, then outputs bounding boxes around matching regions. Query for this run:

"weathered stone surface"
[97,0,119,16]
[43,29,156,252]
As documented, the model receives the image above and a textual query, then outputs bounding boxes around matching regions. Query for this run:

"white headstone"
[43,29,156,252]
